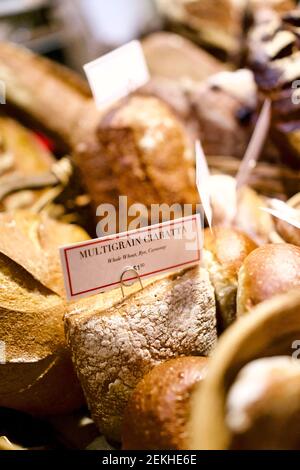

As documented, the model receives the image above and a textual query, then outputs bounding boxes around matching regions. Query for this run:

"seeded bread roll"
[203,228,257,329]
[65,266,217,442]
[122,356,208,450]
[0,211,89,415]
[237,244,300,316]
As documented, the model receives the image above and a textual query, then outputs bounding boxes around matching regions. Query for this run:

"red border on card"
[63,216,201,297]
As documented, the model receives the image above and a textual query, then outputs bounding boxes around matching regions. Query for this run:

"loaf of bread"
[0,42,198,213]
[142,69,257,161]
[80,94,199,210]
[122,356,208,450]
[65,266,217,442]
[142,32,224,83]
[155,0,247,59]
[0,117,55,211]
[0,210,89,415]
[188,70,257,159]
[203,228,257,329]
[226,356,300,449]
[237,244,300,315]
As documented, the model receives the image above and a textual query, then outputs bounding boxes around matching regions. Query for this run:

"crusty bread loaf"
[237,244,300,316]
[0,117,55,211]
[122,356,208,450]
[142,32,224,82]
[155,0,247,58]
[79,94,198,210]
[65,266,217,442]
[0,42,198,212]
[203,228,257,328]
[0,210,89,415]
[189,70,256,159]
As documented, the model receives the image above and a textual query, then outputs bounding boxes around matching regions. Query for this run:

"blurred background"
[0,0,162,70]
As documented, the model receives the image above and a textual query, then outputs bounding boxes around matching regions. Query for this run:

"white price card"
[236,99,271,191]
[84,40,150,109]
[60,215,202,301]
[261,199,300,229]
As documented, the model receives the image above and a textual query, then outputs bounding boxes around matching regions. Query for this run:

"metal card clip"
[120,266,144,298]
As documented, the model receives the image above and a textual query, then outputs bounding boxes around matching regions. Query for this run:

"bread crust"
[122,356,208,450]
[95,95,198,207]
[203,228,257,328]
[237,244,300,315]
[0,211,90,415]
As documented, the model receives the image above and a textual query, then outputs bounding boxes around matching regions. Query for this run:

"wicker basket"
[207,155,300,200]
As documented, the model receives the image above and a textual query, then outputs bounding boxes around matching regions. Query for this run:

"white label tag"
[60,215,202,301]
[236,99,271,191]
[84,40,150,109]
[195,140,213,228]
[261,199,300,229]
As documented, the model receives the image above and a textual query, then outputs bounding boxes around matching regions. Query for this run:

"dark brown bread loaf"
[122,356,208,450]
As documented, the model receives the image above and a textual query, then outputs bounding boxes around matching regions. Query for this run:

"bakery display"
[122,356,208,450]
[0,42,198,213]
[0,0,300,453]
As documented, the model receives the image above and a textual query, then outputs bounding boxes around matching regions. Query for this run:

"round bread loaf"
[203,228,257,328]
[237,243,300,316]
[122,356,208,450]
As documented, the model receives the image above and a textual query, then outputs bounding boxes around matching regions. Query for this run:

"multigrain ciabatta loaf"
[65,266,217,442]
